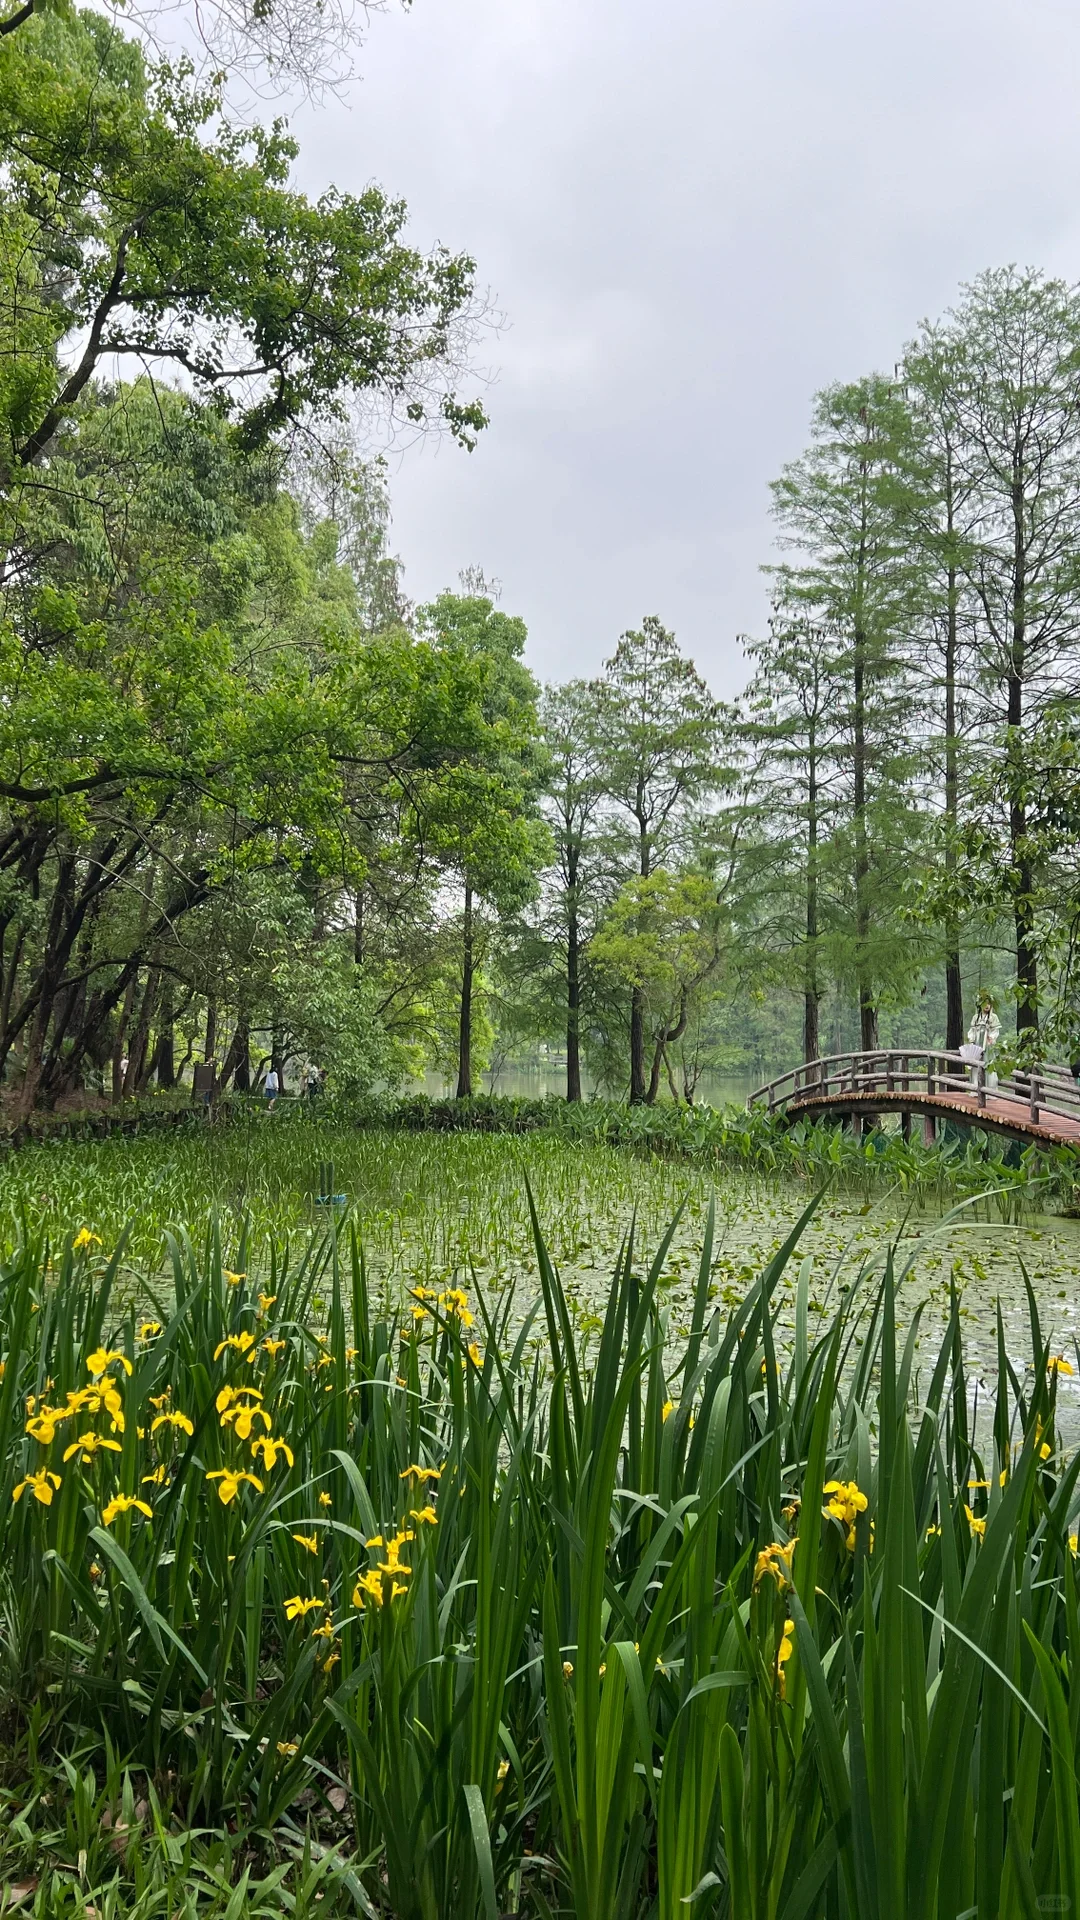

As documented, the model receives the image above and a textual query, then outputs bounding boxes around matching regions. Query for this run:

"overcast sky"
[287,0,1080,696]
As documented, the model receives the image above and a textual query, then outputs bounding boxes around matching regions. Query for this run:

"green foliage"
[0,1187,1077,1914]
[0,7,483,469]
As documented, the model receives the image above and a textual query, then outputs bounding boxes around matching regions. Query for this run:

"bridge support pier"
[901,1111,911,1142]
[922,1113,936,1146]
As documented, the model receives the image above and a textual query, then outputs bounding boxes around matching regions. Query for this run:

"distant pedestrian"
[965,991,1001,1091]
[264,1065,280,1111]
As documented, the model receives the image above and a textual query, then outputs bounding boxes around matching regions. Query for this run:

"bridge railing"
[749,1049,1080,1130]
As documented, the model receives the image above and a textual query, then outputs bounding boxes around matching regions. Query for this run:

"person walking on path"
[965,990,1001,1090]
[264,1065,280,1111]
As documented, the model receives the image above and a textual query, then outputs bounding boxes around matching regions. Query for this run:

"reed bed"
[0,1192,1078,1916]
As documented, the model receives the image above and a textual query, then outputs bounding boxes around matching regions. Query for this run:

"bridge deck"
[750,1049,1080,1150]
[786,1086,1080,1148]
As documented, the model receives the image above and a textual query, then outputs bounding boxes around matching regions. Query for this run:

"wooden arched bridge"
[749,1049,1080,1149]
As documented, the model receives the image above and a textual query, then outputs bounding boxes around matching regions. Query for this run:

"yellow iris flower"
[26,1408,67,1444]
[754,1539,798,1589]
[12,1469,61,1506]
[284,1595,326,1620]
[102,1494,153,1525]
[777,1619,795,1697]
[86,1349,132,1379]
[823,1480,868,1550]
[213,1332,256,1361]
[206,1468,264,1505]
[151,1411,195,1436]
[221,1402,271,1439]
[250,1434,294,1470]
[63,1431,122,1464]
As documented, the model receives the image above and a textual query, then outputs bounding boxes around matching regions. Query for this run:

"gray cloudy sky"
[289,0,1080,696]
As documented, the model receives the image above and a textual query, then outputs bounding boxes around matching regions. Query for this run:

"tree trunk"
[126,967,159,1095]
[112,969,139,1105]
[630,798,650,1103]
[566,854,582,1102]
[943,497,964,1051]
[233,1018,251,1093]
[852,625,878,1052]
[14,853,76,1116]
[218,1016,250,1093]
[646,989,689,1104]
[0,923,25,1079]
[1009,472,1037,1035]
[629,988,647,1104]
[204,1000,217,1071]
[804,721,820,1068]
[152,982,176,1088]
[456,884,474,1100]
[354,890,364,965]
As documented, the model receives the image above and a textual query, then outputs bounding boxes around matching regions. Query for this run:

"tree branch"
[17,219,143,466]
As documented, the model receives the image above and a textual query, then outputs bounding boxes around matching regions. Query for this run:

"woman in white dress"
[966,991,1001,1090]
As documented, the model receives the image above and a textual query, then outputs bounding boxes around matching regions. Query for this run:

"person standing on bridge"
[966,990,1001,1090]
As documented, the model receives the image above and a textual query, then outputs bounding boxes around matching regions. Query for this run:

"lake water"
[417,1066,764,1105]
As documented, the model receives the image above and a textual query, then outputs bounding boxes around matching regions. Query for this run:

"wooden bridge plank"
[785,1087,1080,1148]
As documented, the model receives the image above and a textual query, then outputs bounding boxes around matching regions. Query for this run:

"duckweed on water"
[4,1113,1080,1402]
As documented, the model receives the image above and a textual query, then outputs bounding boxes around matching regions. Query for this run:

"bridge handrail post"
[1030,1073,1040,1125]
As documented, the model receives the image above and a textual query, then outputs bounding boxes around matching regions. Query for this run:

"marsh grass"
[0,1188,1078,1916]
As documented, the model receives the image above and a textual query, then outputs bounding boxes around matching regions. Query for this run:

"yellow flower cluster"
[217,1385,270,1439]
[754,1538,797,1589]
[351,1469,441,1611]
[26,1375,127,1445]
[17,1313,305,1538]
[354,1528,413,1607]
[207,1384,293,1501]
[18,1350,160,1530]
[408,1286,474,1330]
[823,1480,868,1550]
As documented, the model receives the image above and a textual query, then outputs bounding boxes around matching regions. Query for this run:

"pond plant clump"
[0,1198,1078,1917]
